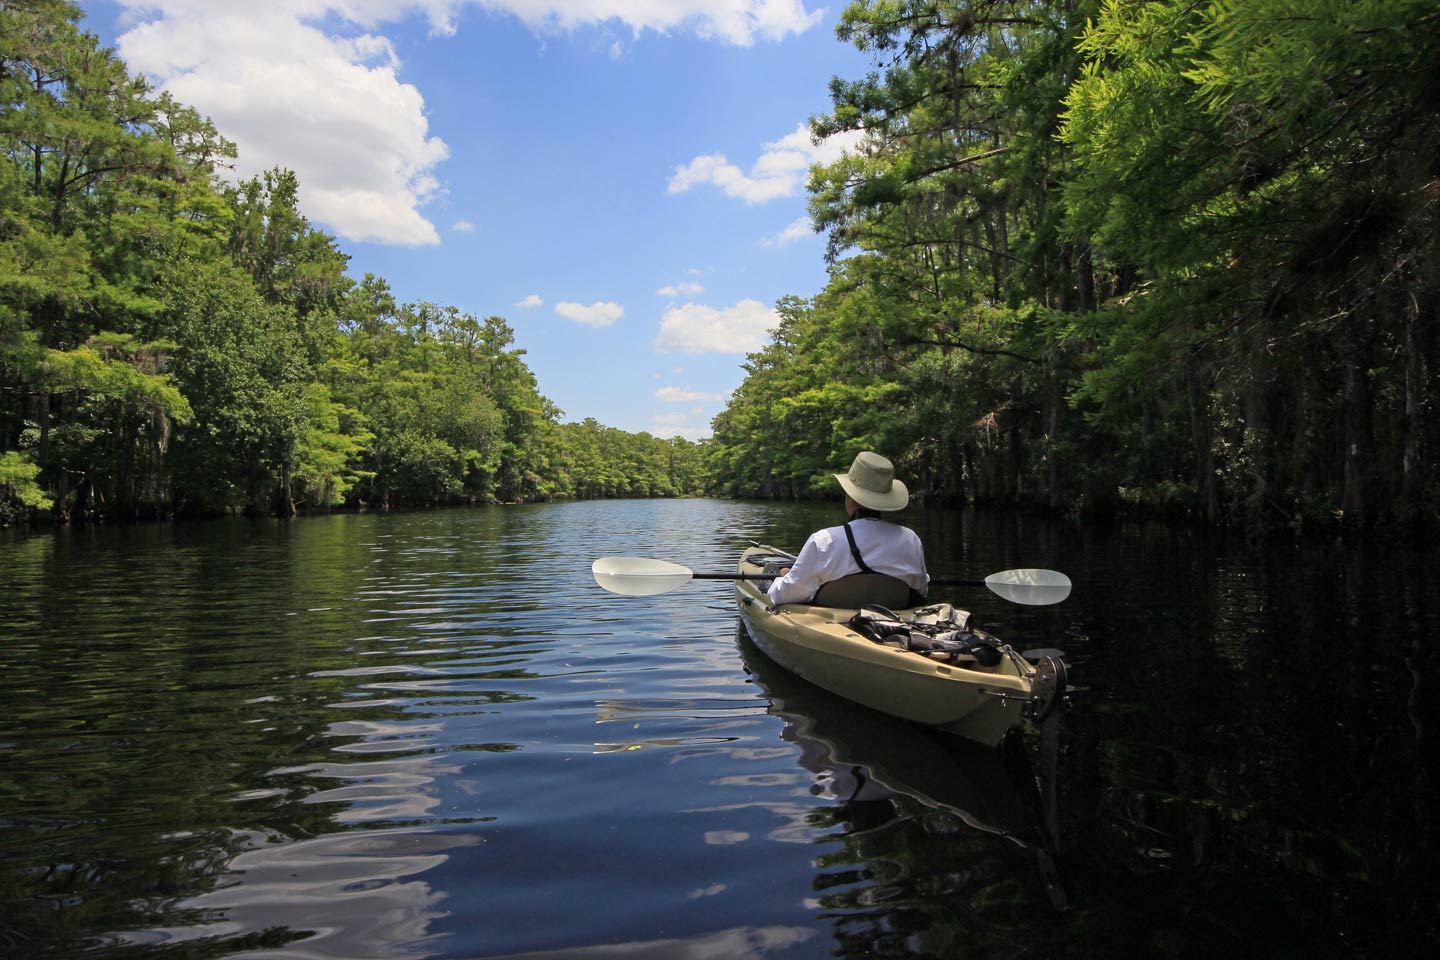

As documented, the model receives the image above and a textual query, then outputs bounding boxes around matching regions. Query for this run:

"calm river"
[1,500,1436,958]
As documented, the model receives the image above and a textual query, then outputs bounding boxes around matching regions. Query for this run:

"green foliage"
[0,2,701,524]
[713,0,1440,530]
[0,449,50,522]
[1058,0,1440,525]
[292,382,372,508]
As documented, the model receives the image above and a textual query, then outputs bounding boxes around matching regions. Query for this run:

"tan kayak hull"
[735,546,1034,747]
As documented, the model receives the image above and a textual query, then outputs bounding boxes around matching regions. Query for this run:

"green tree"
[1,0,231,519]
[147,257,309,515]
[226,167,352,366]
[1060,0,1440,526]
[0,448,50,522]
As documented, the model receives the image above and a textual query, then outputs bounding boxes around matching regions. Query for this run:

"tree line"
[7,0,1436,533]
[0,0,705,526]
[709,0,1439,532]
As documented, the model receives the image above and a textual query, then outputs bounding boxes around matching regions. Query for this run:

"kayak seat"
[811,573,915,610]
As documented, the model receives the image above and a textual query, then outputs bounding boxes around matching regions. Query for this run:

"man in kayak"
[767,451,929,607]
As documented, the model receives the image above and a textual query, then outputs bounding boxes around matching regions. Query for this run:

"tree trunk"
[281,463,296,518]
[1399,294,1422,524]
[1077,237,1096,313]
[35,304,54,481]
[1057,244,1074,314]
[1341,315,1373,527]
[1185,359,1219,526]
[1006,421,1023,504]
[1243,329,1273,527]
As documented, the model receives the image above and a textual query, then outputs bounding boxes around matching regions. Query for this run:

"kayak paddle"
[591,557,1071,606]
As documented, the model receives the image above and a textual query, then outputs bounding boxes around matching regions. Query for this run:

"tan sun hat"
[834,451,909,511]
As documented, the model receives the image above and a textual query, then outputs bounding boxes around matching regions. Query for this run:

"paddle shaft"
[692,571,986,587]
[592,556,1069,604]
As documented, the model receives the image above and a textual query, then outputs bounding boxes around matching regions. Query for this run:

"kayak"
[734,545,1066,748]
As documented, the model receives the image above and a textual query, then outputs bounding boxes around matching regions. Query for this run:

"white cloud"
[657,281,705,297]
[667,124,866,204]
[114,2,449,246]
[452,219,475,232]
[556,300,624,327]
[496,1,823,46]
[650,417,717,440]
[648,407,715,439]
[655,386,725,403]
[108,2,825,247]
[655,299,777,354]
[764,216,813,246]
[515,293,544,308]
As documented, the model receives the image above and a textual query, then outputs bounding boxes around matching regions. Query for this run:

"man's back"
[767,517,927,606]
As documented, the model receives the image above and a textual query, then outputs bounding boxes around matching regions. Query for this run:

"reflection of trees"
[1025,532,1439,957]
[0,516,525,956]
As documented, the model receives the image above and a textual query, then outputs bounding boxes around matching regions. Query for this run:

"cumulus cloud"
[657,281,705,297]
[655,299,777,354]
[667,123,866,204]
[107,2,824,246]
[451,219,475,233]
[515,293,544,308]
[556,300,624,327]
[655,386,726,403]
[764,216,813,246]
[114,1,449,245]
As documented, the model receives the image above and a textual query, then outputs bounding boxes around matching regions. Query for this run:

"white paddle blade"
[983,568,1072,606]
[592,557,695,596]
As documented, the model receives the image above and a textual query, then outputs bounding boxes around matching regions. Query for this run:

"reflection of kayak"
[735,546,1065,748]
[739,624,1070,911]
[737,625,1036,843]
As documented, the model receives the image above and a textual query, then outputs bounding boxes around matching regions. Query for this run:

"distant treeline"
[0,1,705,526]
[708,0,1439,532]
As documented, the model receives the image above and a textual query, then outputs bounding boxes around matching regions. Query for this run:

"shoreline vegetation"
[4,1,1438,535]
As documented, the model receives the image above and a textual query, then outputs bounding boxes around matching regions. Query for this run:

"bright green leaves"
[0,449,51,521]
[291,383,372,508]
[39,332,192,424]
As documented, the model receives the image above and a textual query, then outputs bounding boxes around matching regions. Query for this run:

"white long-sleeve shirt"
[767,517,928,606]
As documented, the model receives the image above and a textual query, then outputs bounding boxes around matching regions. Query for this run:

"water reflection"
[4,503,1438,957]
[736,627,1070,933]
[116,829,481,959]
[479,925,819,960]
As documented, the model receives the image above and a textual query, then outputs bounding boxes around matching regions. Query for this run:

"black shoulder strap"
[842,521,875,574]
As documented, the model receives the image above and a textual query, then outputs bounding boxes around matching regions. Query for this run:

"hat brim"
[835,473,909,511]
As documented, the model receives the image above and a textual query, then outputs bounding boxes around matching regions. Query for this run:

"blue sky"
[77,1,873,439]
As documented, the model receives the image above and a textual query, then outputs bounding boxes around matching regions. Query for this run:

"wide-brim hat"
[835,451,909,511]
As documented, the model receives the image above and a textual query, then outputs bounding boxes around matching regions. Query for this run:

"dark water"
[1,500,1436,958]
